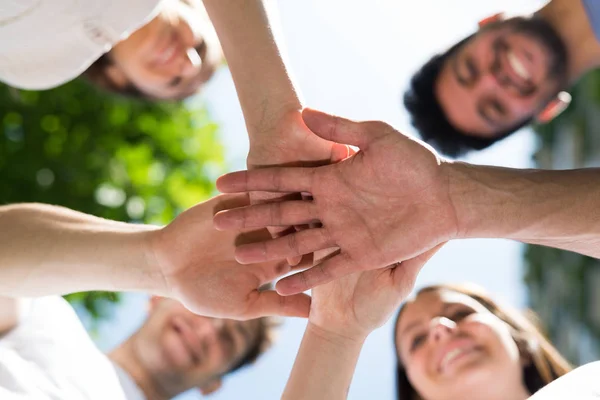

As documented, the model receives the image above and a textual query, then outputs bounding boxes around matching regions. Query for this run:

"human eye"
[450,308,474,322]
[410,333,427,352]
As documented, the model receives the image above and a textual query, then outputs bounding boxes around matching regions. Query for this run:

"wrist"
[306,321,369,346]
[121,228,169,296]
[247,106,303,154]
[447,161,533,240]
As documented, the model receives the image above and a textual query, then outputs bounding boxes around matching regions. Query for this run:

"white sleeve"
[529,361,600,399]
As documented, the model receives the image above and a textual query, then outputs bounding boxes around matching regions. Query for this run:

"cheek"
[405,349,437,394]
[466,319,523,375]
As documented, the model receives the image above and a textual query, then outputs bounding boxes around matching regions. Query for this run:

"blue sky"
[90,1,548,399]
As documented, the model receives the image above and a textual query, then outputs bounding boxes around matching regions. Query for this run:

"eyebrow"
[452,53,465,86]
[399,303,455,337]
[476,101,503,128]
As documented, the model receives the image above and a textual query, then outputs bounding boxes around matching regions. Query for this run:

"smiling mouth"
[492,39,536,97]
[172,317,204,366]
[438,345,481,374]
[155,31,181,67]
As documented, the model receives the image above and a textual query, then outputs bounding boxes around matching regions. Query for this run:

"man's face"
[132,298,262,394]
[436,17,568,138]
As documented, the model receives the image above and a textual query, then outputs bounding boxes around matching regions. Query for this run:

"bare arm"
[0,203,160,297]
[282,249,438,399]
[0,199,310,319]
[202,0,302,141]
[451,163,600,258]
[283,324,365,400]
[213,110,600,294]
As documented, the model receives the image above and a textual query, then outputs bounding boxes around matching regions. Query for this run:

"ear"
[198,378,222,395]
[103,63,129,88]
[478,13,505,28]
[536,91,572,123]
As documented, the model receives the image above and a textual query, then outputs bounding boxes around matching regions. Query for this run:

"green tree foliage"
[0,80,225,320]
[526,70,600,364]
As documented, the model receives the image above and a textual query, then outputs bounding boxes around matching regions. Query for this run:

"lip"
[153,30,183,68]
[172,317,204,365]
[435,338,481,374]
[501,49,531,87]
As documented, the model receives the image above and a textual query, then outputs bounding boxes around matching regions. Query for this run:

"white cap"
[0,0,163,90]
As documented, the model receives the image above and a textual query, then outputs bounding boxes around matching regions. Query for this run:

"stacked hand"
[148,193,310,319]
[246,109,352,265]
[214,109,459,295]
[309,246,442,341]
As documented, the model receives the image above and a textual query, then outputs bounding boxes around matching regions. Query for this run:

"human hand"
[214,109,460,295]
[147,193,310,319]
[308,246,442,341]
[247,109,351,265]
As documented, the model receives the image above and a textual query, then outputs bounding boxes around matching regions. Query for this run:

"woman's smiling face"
[395,289,530,400]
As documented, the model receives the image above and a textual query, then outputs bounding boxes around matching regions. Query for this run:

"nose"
[429,317,457,343]
[195,318,223,340]
[180,47,202,78]
[477,69,499,92]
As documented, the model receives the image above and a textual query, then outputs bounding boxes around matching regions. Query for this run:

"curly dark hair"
[403,36,531,157]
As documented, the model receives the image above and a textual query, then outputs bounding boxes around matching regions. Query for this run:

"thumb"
[247,290,311,318]
[330,143,353,163]
[392,243,445,295]
[302,108,384,149]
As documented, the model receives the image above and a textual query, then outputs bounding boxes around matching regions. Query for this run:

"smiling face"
[131,298,261,394]
[106,0,222,99]
[395,289,530,400]
[436,16,568,138]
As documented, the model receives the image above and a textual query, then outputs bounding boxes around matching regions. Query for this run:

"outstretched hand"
[148,194,310,319]
[247,109,351,266]
[214,109,460,295]
[309,245,443,341]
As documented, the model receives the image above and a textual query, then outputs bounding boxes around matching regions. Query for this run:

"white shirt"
[0,0,163,90]
[0,296,145,400]
[529,361,600,399]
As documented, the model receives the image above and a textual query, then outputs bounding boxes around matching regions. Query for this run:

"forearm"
[203,0,302,140]
[282,323,365,400]
[450,162,600,257]
[0,203,163,296]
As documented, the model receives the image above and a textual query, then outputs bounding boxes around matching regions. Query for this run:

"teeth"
[507,51,531,80]
[440,346,477,371]
[186,48,201,68]
[159,45,176,63]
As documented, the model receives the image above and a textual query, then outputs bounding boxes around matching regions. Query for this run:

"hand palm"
[310,249,440,338]
[151,194,309,318]
[215,110,458,295]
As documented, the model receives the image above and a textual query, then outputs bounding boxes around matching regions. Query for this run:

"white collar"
[111,361,148,400]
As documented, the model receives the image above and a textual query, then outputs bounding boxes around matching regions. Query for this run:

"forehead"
[398,289,488,330]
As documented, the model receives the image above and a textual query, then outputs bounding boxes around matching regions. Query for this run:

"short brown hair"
[226,316,280,375]
[393,283,572,399]
[81,53,148,100]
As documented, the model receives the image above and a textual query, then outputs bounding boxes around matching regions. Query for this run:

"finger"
[246,290,311,318]
[213,201,318,230]
[216,168,314,194]
[287,224,309,267]
[392,243,445,290]
[276,253,360,295]
[302,108,388,150]
[330,142,352,163]
[235,228,333,264]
